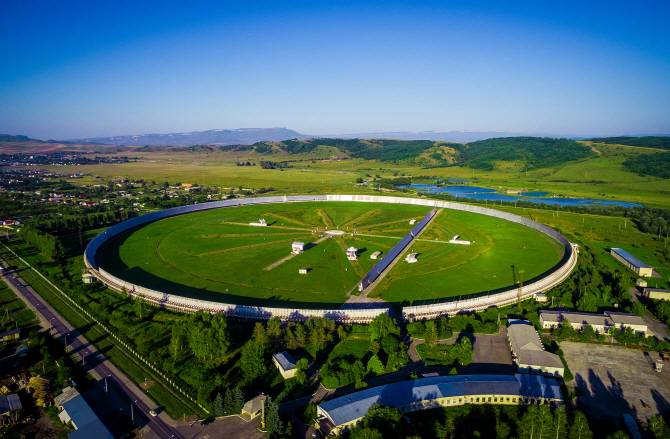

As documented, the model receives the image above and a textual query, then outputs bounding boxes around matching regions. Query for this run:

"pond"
[396,184,643,207]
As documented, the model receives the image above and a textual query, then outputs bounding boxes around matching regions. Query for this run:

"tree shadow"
[573,368,638,421]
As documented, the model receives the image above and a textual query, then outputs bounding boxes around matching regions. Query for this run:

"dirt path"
[264,235,331,271]
[317,209,335,228]
[342,209,382,229]
[333,237,366,277]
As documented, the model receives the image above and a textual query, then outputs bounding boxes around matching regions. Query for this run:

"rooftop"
[605,311,646,326]
[0,328,20,338]
[318,374,562,428]
[273,351,297,371]
[61,394,114,439]
[517,350,564,369]
[508,320,543,354]
[0,393,21,415]
[611,248,652,269]
[644,288,670,294]
[243,394,266,415]
[540,310,612,327]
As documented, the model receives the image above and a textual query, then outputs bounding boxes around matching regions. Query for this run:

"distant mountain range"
[4,128,667,147]
[70,128,592,146]
[72,127,304,146]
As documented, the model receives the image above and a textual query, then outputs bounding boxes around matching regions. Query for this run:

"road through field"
[0,255,185,439]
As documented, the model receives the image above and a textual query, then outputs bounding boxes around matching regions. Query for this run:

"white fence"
[85,195,577,322]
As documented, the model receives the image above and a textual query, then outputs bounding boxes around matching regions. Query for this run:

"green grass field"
[99,202,563,306]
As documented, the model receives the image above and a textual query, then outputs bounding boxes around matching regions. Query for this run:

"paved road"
[0,257,185,439]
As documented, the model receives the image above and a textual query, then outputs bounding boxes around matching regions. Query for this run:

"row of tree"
[19,225,64,259]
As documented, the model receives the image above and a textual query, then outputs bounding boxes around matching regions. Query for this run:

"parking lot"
[561,342,670,422]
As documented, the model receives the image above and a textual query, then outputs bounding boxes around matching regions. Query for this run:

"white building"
[249,218,267,227]
[406,253,418,263]
[292,242,305,254]
[347,247,358,261]
[272,351,298,379]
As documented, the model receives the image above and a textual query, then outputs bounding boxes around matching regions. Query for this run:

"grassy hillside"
[588,136,670,150]
[459,137,594,171]
[623,151,670,179]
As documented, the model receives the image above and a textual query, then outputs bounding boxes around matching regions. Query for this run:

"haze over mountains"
[71,128,596,147]
[6,128,663,147]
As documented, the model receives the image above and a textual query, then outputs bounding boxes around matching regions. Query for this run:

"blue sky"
[1,0,669,140]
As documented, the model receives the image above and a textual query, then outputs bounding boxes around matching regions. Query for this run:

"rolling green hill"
[623,151,670,179]
[458,137,594,171]
[588,136,670,150]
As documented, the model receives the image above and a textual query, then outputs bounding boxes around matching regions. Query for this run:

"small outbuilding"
[82,274,96,284]
[272,351,298,379]
[370,251,382,260]
[409,219,417,225]
[636,278,648,288]
[242,394,266,420]
[535,293,548,303]
[405,253,418,263]
[0,393,22,422]
[0,328,20,342]
[347,247,358,261]
[299,268,309,275]
[292,242,305,254]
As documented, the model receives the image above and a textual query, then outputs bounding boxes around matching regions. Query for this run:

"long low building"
[539,310,647,335]
[611,248,653,277]
[317,374,563,435]
[643,288,670,301]
[507,319,564,377]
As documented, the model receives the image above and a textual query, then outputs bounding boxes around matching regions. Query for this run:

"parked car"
[150,410,157,417]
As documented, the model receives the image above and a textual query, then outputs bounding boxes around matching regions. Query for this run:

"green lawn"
[99,202,564,306]
[0,280,38,333]
[415,344,455,367]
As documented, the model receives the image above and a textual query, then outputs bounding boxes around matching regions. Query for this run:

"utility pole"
[131,400,138,425]
[517,270,525,308]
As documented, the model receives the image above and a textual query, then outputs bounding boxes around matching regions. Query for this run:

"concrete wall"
[85,195,577,322]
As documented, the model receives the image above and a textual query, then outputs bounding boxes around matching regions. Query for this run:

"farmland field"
[98,201,564,306]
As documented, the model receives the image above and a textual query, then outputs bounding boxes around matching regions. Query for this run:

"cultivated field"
[98,202,563,307]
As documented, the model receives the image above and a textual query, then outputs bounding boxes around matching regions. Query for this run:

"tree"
[369,314,400,341]
[552,406,568,439]
[568,412,593,439]
[555,320,576,340]
[224,388,234,415]
[576,294,598,313]
[232,387,245,414]
[605,432,629,439]
[425,324,438,348]
[295,358,309,385]
[449,367,457,375]
[134,296,147,319]
[264,396,283,438]
[353,360,367,389]
[213,392,224,416]
[582,325,596,342]
[518,405,553,439]
[381,334,400,355]
[608,326,619,343]
[253,322,268,347]
[452,337,473,366]
[367,355,384,375]
[632,301,645,317]
[241,339,266,383]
